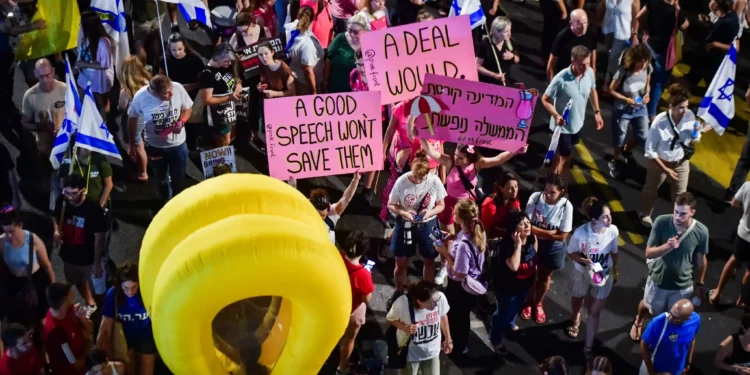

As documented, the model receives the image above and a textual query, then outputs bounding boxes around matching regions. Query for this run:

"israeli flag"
[449,0,485,30]
[49,56,82,170]
[544,99,572,164]
[697,41,737,135]
[75,85,122,160]
[90,0,130,75]
[161,0,212,28]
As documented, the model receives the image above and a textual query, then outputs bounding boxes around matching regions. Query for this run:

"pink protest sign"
[414,74,539,151]
[265,91,384,180]
[359,16,478,105]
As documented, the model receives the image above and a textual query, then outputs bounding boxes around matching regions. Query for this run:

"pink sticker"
[265,91,384,180]
[359,16,478,105]
[413,74,538,152]
[370,16,387,31]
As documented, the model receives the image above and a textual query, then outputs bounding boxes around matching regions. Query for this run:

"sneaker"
[170,22,180,33]
[386,290,403,312]
[640,214,653,228]
[608,160,620,179]
[86,304,97,320]
[623,150,636,166]
[435,266,448,286]
[462,346,469,354]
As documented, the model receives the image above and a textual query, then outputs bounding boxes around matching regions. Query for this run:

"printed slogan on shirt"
[359,16,478,105]
[265,91,384,180]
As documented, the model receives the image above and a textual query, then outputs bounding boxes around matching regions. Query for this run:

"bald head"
[34,58,56,91]
[570,9,589,36]
[668,299,695,325]
[34,58,52,71]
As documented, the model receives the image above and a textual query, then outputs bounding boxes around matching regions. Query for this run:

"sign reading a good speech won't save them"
[264,91,384,180]
[359,15,478,105]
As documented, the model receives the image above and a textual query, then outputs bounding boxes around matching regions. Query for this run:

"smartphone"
[364,259,376,272]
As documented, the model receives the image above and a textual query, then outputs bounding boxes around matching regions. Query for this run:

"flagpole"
[154,0,170,77]
[483,20,505,86]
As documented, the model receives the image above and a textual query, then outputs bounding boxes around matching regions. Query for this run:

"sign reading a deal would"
[264,91,384,180]
[359,15,478,105]
[414,74,538,152]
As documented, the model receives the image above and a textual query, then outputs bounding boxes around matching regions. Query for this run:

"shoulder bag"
[665,8,681,70]
[462,239,488,295]
[97,295,130,363]
[638,313,670,375]
[666,112,695,161]
[385,295,416,369]
[646,218,697,265]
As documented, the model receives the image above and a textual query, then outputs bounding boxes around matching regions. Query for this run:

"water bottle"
[691,296,702,307]
[634,96,643,107]
[692,120,700,139]
[404,221,413,245]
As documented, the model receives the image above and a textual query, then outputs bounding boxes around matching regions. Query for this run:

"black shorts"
[557,133,581,157]
[129,334,158,355]
[734,235,750,264]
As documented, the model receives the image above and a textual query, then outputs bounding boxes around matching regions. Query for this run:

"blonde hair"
[118,56,151,98]
[455,199,486,252]
[490,16,513,51]
[298,6,314,32]
[410,149,431,177]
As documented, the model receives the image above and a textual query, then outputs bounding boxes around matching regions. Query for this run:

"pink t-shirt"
[391,102,413,153]
[312,2,334,48]
[446,162,477,198]
[331,0,358,19]
[410,138,442,169]
[254,6,277,37]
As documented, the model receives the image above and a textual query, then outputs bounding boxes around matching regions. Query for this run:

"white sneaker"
[435,266,448,286]
[639,214,653,228]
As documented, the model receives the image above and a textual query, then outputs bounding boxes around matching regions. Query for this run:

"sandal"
[708,289,720,305]
[510,324,520,332]
[520,305,532,320]
[629,321,643,342]
[534,304,547,324]
[566,315,581,338]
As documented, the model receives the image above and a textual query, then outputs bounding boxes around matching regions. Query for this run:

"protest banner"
[359,16,478,105]
[236,37,284,78]
[200,146,237,179]
[414,74,538,151]
[265,91,384,180]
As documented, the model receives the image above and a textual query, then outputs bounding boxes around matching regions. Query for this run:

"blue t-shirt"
[642,312,701,375]
[102,287,153,344]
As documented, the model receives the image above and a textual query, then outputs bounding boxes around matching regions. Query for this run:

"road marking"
[574,142,645,245]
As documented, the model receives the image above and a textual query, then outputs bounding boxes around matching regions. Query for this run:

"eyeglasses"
[63,189,83,198]
[348,28,362,36]
[571,21,589,27]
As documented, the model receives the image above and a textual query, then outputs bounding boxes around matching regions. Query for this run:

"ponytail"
[581,196,608,222]
[456,199,486,252]
[298,6,314,32]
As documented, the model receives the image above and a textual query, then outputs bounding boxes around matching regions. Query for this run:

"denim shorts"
[537,240,566,271]
[390,219,439,259]
[611,105,649,148]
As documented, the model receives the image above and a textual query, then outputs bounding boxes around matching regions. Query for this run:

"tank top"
[3,231,38,272]
[720,334,750,374]
[446,163,478,199]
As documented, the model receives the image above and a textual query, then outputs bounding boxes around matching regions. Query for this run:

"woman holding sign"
[198,43,244,148]
[565,197,619,358]
[387,151,447,307]
[418,140,525,236]
[476,16,519,86]
[323,14,367,93]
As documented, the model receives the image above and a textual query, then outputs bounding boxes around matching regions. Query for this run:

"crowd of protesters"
[0,0,749,373]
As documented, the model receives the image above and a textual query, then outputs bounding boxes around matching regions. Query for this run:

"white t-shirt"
[525,192,574,233]
[388,173,447,222]
[127,82,193,148]
[735,182,750,242]
[386,292,449,362]
[288,30,324,86]
[566,222,619,273]
[324,202,341,244]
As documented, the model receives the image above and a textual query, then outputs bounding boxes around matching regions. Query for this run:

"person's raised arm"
[476,148,525,170]
[33,234,55,283]
[335,172,361,215]
[714,336,741,373]
[630,0,641,44]
[418,138,452,168]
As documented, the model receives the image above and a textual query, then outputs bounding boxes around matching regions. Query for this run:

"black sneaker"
[386,290,403,312]
[608,160,620,179]
[623,151,637,166]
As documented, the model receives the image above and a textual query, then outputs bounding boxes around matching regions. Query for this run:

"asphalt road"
[3,0,750,374]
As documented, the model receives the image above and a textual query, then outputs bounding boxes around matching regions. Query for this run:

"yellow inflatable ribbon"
[140,174,352,374]
[15,0,80,61]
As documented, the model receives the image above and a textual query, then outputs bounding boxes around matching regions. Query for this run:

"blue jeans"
[146,143,188,201]
[646,45,670,119]
[390,219,439,259]
[490,291,529,346]
[611,105,649,148]
[275,0,287,41]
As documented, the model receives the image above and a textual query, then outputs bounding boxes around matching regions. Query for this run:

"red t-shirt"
[0,350,44,375]
[42,309,86,375]
[342,253,374,312]
[481,196,521,239]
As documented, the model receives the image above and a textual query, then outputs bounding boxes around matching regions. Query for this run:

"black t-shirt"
[492,235,537,296]
[476,38,516,85]
[0,143,13,205]
[159,54,205,98]
[199,66,238,129]
[550,27,597,74]
[53,198,105,265]
[707,12,741,46]
[644,0,686,55]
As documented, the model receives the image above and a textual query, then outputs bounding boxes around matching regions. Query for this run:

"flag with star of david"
[697,41,737,135]
[74,85,122,160]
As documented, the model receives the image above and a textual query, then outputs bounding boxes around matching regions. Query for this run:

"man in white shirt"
[127,75,193,201]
